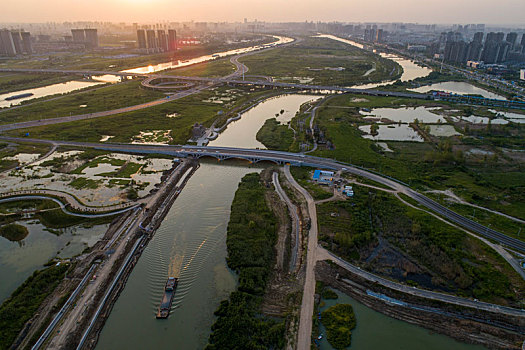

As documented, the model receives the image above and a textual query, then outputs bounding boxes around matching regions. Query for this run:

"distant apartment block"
[71,28,99,49]
[0,29,33,56]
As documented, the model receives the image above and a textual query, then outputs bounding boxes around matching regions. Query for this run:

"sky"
[2,0,524,25]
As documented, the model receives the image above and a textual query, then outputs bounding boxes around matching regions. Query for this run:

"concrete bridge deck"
[1,136,524,254]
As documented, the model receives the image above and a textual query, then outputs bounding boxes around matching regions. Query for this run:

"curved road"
[317,247,525,317]
[0,189,139,214]
[2,137,523,254]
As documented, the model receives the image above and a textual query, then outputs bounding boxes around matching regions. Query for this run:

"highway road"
[2,137,523,255]
[317,247,525,317]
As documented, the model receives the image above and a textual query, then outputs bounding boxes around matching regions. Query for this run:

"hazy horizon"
[2,0,525,26]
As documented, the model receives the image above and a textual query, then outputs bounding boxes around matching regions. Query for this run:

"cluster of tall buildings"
[69,28,99,48]
[443,31,525,64]
[0,29,32,56]
[136,28,177,53]
[364,25,386,43]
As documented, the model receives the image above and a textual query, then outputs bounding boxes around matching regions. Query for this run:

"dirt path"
[284,165,317,350]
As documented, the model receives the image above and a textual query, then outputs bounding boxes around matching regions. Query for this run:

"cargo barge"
[5,92,34,101]
[156,277,178,319]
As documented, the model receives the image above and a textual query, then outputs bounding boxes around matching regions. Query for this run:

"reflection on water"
[209,94,318,149]
[122,35,293,74]
[96,161,261,350]
[0,81,102,108]
[359,124,424,142]
[318,288,485,350]
[360,106,444,124]
[0,220,108,302]
[315,34,432,88]
[409,82,507,100]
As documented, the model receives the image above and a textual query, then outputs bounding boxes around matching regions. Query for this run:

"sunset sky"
[1,0,524,25]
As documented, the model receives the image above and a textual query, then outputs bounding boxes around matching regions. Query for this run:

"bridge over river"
[2,136,524,255]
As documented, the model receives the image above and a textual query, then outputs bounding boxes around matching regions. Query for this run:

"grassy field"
[164,58,236,77]
[289,167,333,200]
[0,80,165,125]
[309,93,525,220]
[239,36,401,86]
[317,186,525,307]
[6,86,275,145]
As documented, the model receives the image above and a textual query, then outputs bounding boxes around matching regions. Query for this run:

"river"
[0,36,292,108]
[95,161,259,349]
[96,93,489,349]
[314,34,432,88]
[318,288,485,350]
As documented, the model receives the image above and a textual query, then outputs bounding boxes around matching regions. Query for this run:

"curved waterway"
[97,93,490,349]
[409,81,507,100]
[0,36,292,109]
[318,288,485,350]
[315,34,432,88]
[0,80,102,108]
[209,94,318,148]
[122,35,293,74]
[96,161,260,349]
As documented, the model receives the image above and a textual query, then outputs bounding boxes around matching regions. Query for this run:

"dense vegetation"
[0,264,69,350]
[317,187,525,306]
[206,173,284,349]
[256,118,294,150]
[310,93,525,222]
[321,304,356,350]
[0,223,29,241]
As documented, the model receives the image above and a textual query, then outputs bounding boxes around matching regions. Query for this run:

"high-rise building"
[157,30,167,52]
[137,29,147,49]
[496,41,510,62]
[84,29,98,48]
[506,32,518,49]
[375,29,385,43]
[146,29,157,50]
[168,29,177,51]
[10,32,23,54]
[473,32,483,43]
[71,29,86,43]
[0,29,16,56]
[21,31,32,54]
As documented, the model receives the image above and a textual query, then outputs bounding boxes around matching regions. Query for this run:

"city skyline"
[2,0,525,25]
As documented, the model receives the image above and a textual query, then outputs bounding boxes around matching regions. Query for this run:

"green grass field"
[239,36,402,86]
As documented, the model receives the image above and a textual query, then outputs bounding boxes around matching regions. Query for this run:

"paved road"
[31,264,98,350]
[0,85,209,132]
[272,171,300,272]
[0,189,139,213]
[284,165,317,350]
[2,137,524,255]
[0,195,137,218]
[317,247,525,317]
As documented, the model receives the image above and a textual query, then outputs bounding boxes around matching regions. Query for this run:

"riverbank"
[315,261,524,349]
